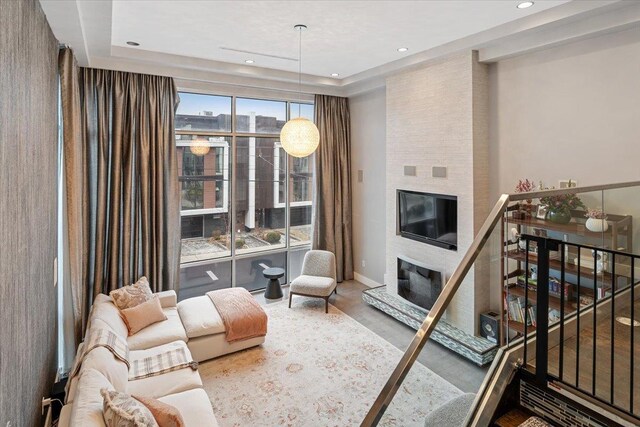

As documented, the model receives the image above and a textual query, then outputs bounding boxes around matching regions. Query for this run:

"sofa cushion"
[110,276,154,310]
[101,389,158,427]
[81,346,129,393]
[156,290,177,309]
[94,293,113,305]
[290,275,336,297]
[121,297,167,335]
[91,300,129,339]
[158,389,218,427]
[58,403,72,427]
[128,341,202,398]
[186,332,265,363]
[177,296,225,339]
[69,368,114,427]
[127,307,187,351]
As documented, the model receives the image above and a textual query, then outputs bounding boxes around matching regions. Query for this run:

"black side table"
[263,267,285,299]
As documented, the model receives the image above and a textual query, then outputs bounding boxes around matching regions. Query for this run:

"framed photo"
[536,204,549,220]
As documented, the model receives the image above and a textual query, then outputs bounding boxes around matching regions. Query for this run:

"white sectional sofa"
[59,289,266,426]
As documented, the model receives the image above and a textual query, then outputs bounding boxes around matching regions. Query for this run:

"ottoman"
[177,294,266,362]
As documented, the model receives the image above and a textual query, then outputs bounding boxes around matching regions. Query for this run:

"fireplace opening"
[397,256,443,312]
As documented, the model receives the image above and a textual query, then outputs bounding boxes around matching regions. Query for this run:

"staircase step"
[518,416,553,426]
[494,408,539,427]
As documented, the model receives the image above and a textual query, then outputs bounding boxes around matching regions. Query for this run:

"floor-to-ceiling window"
[176,92,314,299]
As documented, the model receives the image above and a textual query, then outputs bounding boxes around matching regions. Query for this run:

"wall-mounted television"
[397,190,457,250]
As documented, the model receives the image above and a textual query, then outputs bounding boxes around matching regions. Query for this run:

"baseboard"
[354,272,383,288]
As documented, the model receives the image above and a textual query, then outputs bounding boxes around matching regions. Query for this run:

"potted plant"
[539,186,585,224]
[514,179,536,218]
[585,208,609,232]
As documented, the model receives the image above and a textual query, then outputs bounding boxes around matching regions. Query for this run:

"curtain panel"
[59,48,181,338]
[313,95,354,283]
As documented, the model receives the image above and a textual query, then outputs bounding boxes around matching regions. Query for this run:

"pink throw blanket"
[207,288,268,342]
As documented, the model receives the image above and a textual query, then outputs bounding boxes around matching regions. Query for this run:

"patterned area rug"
[198,299,462,426]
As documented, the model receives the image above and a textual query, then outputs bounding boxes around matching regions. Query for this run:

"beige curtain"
[59,48,87,345]
[313,95,353,282]
[59,48,181,335]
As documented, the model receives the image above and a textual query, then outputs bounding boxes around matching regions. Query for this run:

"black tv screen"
[397,257,443,312]
[397,190,457,250]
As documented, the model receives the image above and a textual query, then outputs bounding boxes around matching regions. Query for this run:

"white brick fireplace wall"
[385,51,489,335]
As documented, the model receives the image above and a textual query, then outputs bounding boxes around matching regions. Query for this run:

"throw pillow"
[110,277,153,310]
[134,395,186,427]
[101,388,159,427]
[120,297,167,335]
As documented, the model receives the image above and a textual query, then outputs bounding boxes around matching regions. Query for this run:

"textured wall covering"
[385,51,489,335]
[0,0,59,425]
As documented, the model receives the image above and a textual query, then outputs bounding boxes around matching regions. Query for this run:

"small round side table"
[263,267,285,299]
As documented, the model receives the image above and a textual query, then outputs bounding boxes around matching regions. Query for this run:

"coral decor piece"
[515,179,536,203]
[198,300,461,426]
[513,178,537,219]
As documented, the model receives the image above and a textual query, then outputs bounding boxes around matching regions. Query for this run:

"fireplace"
[397,256,443,312]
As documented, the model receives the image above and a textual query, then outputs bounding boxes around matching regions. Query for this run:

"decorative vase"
[547,209,572,224]
[585,217,609,232]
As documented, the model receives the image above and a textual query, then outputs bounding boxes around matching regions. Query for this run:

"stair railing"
[520,234,639,422]
[361,180,640,427]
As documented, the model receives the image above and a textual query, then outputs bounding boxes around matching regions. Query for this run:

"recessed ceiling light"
[331,73,339,77]
[397,47,409,52]
[245,59,254,64]
[126,41,140,46]
[517,1,534,9]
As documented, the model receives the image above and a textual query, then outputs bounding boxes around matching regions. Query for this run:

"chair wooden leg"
[325,297,329,313]
[288,292,292,308]
[334,286,337,295]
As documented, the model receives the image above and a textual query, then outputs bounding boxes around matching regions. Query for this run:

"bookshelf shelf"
[506,285,574,313]
[505,250,617,281]
[506,320,536,335]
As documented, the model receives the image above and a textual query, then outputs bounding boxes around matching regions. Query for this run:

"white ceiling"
[109,0,566,79]
[40,0,637,95]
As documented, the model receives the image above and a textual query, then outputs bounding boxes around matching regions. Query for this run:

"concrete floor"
[256,279,489,393]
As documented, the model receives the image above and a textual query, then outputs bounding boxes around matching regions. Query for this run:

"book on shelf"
[504,295,566,329]
[505,296,534,326]
[516,275,571,299]
[528,306,537,327]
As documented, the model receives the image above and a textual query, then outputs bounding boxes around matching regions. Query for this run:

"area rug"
[198,299,462,426]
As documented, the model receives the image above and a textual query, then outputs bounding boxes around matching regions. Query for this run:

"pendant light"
[190,136,210,156]
[280,24,319,158]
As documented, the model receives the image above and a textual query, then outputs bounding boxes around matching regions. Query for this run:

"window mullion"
[230,96,237,288]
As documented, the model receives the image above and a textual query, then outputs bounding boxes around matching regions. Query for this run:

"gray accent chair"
[288,250,337,313]
[423,393,476,426]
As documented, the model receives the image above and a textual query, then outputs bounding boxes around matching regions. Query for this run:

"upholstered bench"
[177,293,266,362]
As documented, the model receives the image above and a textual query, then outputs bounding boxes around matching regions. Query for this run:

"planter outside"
[548,209,572,224]
[586,217,609,232]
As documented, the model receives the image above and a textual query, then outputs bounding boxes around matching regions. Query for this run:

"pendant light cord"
[298,25,302,117]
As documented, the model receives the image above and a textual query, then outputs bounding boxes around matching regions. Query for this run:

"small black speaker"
[480,311,500,344]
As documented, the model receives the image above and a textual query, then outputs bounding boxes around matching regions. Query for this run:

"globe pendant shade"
[190,139,210,156]
[280,117,319,158]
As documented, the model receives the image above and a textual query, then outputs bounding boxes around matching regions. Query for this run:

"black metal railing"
[520,234,639,420]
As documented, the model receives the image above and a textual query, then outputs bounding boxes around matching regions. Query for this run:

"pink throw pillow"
[120,297,167,335]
